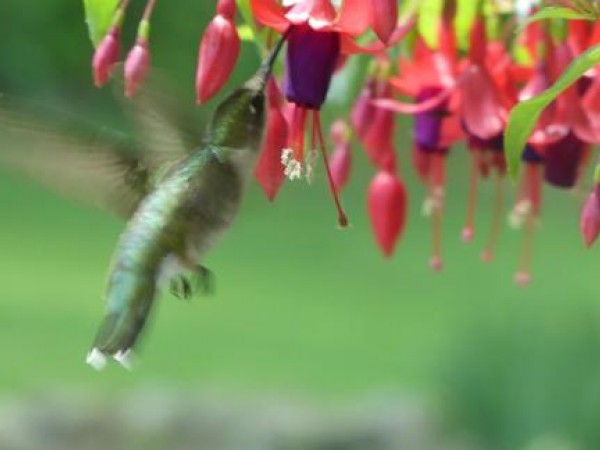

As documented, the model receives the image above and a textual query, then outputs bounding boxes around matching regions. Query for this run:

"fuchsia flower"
[375,18,462,270]
[250,0,414,227]
[86,0,600,283]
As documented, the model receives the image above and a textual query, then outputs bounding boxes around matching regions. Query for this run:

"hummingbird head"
[207,84,266,150]
[205,30,288,151]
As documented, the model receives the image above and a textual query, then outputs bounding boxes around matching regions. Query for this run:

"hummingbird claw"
[86,348,108,371]
[114,349,135,371]
[196,265,215,296]
[169,265,215,300]
[170,276,193,300]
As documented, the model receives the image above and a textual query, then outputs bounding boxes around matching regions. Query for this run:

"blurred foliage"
[1,1,600,450]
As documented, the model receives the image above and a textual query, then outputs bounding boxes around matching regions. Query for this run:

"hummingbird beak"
[251,27,291,92]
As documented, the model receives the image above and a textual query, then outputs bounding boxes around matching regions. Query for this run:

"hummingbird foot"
[195,265,215,296]
[170,276,193,300]
[169,265,215,300]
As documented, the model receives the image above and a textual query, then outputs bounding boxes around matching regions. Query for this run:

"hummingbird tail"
[86,290,156,370]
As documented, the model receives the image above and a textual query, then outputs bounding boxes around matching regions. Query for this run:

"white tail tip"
[114,349,135,371]
[86,348,107,371]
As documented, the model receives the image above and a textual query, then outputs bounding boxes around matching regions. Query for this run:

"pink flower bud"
[371,0,398,44]
[330,119,349,146]
[351,79,376,140]
[330,141,352,193]
[362,103,395,167]
[124,39,150,98]
[196,13,240,104]
[217,0,236,19]
[92,27,120,88]
[368,169,408,258]
[255,79,288,201]
[580,187,600,248]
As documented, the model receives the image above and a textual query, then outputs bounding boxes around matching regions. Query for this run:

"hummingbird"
[0,36,287,370]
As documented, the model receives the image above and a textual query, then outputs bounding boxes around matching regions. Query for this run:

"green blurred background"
[1,1,600,449]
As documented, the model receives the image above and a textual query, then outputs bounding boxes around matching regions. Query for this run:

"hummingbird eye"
[249,94,264,115]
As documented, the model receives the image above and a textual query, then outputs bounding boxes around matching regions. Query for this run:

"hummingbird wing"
[112,68,206,167]
[0,77,205,219]
[0,95,153,218]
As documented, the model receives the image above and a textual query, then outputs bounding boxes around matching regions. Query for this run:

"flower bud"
[580,185,600,248]
[92,26,120,88]
[216,0,236,19]
[196,13,240,103]
[330,141,352,193]
[367,169,408,257]
[124,39,150,98]
[351,79,376,140]
[371,0,398,44]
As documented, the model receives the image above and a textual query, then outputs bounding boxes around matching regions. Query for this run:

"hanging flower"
[195,0,240,103]
[249,0,414,227]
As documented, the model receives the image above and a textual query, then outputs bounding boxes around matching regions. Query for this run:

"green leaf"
[236,0,254,30]
[418,0,443,49]
[517,6,597,33]
[504,43,600,179]
[83,0,120,46]
[237,24,255,42]
[236,0,271,50]
[455,0,478,51]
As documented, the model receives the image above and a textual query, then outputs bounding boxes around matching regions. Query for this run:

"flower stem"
[314,110,348,228]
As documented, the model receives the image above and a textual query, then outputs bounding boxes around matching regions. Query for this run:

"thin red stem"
[314,110,348,227]
[482,173,505,261]
[430,154,445,270]
[463,151,480,240]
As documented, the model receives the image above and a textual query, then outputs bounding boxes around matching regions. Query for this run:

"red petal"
[196,14,240,103]
[459,65,505,139]
[340,15,415,54]
[249,0,289,32]
[568,20,592,55]
[368,169,408,257]
[439,114,464,148]
[286,0,337,29]
[255,81,288,201]
[333,0,372,36]
[371,0,397,43]
[468,16,487,65]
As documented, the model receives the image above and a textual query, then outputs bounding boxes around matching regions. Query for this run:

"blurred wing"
[112,67,206,167]
[0,95,152,219]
